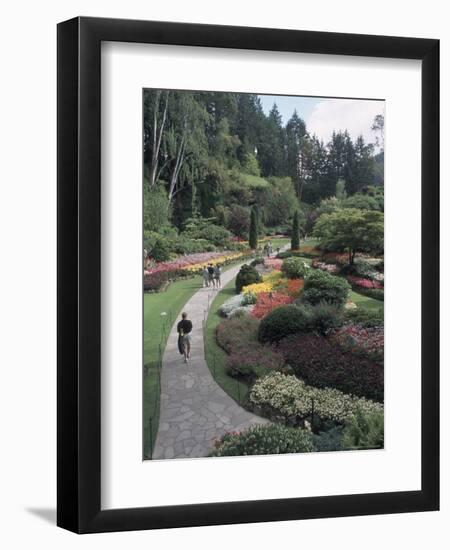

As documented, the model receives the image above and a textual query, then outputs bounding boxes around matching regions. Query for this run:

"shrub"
[281,257,309,279]
[216,316,260,352]
[302,269,350,307]
[228,306,254,319]
[312,426,343,452]
[143,271,169,292]
[226,347,284,380]
[242,292,257,305]
[216,317,284,380]
[249,372,383,426]
[218,294,244,317]
[341,408,384,450]
[250,257,264,267]
[235,264,261,293]
[209,424,314,457]
[344,307,384,327]
[182,217,232,247]
[150,237,172,262]
[172,237,216,255]
[258,305,311,343]
[280,333,384,402]
[302,302,344,336]
[330,325,384,361]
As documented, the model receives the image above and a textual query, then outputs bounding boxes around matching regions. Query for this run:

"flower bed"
[146,250,249,277]
[280,333,384,402]
[249,372,383,426]
[311,260,339,274]
[251,292,294,319]
[144,269,187,292]
[264,258,282,271]
[330,325,384,361]
[347,276,383,289]
[209,424,314,456]
[242,281,274,295]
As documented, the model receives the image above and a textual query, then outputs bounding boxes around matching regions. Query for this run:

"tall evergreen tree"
[249,207,258,249]
[291,210,300,250]
[286,110,309,198]
[351,135,375,194]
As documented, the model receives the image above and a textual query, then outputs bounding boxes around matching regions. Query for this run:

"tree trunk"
[149,91,169,188]
[168,124,187,203]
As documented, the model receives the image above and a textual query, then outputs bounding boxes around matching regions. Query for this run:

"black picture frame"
[57,16,439,534]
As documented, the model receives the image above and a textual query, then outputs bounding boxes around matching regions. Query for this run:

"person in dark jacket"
[177,312,193,363]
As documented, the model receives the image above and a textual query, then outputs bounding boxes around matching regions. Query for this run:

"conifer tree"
[249,207,258,249]
[291,210,300,250]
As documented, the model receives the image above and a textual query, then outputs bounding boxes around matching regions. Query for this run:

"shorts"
[181,333,192,344]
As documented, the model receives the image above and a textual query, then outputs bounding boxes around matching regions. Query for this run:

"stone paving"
[152,262,268,460]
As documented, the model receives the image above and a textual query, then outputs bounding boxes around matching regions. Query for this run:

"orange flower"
[285,278,304,297]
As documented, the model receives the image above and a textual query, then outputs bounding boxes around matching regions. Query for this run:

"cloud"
[306,99,384,146]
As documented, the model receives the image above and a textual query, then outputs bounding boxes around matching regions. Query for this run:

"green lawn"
[143,275,202,458]
[350,290,384,312]
[143,259,251,458]
[204,277,250,405]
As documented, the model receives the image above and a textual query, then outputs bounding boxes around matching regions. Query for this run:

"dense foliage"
[235,264,261,293]
[280,333,384,402]
[314,208,384,264]
[249,207,258,249]
[258,304,312,343]
[281,257,309,279]
[341,408,384,450]
[216,317,284,380]
[209,424,314,456]
[143,90,384,258]
[291,210,300,250]
[301,269,351,307]
[249,373,383,426]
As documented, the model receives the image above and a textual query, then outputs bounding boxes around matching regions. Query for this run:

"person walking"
[213,264,222,289]
[202,266,210,287]
[207,263,215,288]
[177,312,193,363]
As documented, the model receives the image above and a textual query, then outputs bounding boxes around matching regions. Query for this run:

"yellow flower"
[242,282,273,295]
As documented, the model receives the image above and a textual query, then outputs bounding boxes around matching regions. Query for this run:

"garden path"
[152,260,270,459]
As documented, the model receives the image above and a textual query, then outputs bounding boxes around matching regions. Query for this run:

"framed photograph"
[57,17,439,533]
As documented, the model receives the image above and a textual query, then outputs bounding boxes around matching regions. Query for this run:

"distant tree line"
[143,90,384,232]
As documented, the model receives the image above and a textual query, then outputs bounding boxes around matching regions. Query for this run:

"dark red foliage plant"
[280,333,384,402]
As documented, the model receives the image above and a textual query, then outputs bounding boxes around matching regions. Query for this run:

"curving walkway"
[152,262,268,460]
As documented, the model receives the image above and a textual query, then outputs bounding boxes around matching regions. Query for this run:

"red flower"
[251,292,294,319]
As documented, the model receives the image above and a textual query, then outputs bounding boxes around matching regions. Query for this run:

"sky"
[258,94,384,147]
